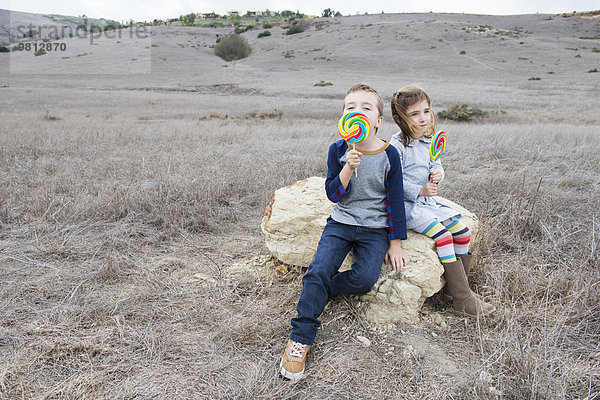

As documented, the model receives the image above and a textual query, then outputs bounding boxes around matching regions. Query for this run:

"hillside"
[0,9,121,45]
[1,11,599,124]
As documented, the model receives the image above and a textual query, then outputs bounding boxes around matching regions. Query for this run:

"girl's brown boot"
[443,258,495,317]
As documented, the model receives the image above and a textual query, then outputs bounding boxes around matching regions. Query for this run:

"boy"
[280,83,408,381]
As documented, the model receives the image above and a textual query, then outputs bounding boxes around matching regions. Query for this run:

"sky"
[0,0,597,23]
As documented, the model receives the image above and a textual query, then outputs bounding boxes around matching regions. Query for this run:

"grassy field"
[1,116,598,398]
[1,10,600,399]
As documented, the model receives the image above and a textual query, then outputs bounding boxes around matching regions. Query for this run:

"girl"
[390,86,495,317]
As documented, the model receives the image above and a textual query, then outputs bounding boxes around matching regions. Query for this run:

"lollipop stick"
[353,143,358,177]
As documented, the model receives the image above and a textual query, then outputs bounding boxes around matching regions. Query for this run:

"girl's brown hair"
[390,86,436,147]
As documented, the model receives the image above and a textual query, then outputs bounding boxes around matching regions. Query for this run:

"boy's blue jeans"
[290,217,389,346]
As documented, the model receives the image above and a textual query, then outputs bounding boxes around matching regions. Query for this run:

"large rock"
[261,177,479,323]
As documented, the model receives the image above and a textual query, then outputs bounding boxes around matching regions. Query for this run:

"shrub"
[437,104,487,121]
[258,30,271,38]
[34,49,46,56]
[206,21,227,28]
[263,22,273,29]
[0,46,9,52]
[286,24,305,35]
[235,25,255,34]
[245,110,283,119]
[43,110,59,120]
[214,34,251,61]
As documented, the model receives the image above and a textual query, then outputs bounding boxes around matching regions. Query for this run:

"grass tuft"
[437,104,488,121]
[44,110,60,120]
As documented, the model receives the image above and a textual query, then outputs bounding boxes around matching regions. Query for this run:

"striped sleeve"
[385,146,407,240]
[325,140,350,203]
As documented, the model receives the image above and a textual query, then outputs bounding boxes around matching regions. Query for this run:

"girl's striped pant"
[413,219,471,263]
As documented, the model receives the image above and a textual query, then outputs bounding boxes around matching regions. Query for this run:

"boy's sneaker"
[280,339,311,381]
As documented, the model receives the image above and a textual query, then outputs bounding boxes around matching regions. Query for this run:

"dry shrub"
[438,104,488,121]
[214,34,252,61]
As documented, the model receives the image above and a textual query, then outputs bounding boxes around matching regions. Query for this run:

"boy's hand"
[385,239,407,271]
[429,168,442,184]
[339,149,363,189]
[419,181,438,197]
[346,148,362,171]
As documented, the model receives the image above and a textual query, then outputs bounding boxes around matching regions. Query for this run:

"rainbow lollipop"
[429,130,446,163]
[338,112,370,144]
[338,112,370,176]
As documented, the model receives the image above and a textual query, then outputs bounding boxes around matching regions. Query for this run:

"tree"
[322,8,333,17]
[183,13,196,26]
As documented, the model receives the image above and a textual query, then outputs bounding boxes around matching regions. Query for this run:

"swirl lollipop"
[429,130,446,162]
[338,112,370,176]
[338,112,370,144]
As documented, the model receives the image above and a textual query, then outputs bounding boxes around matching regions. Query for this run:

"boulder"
[261,177,479,324]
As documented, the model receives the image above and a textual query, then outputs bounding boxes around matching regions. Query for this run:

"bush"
[234,25,254,34]
[437,104,487,121]
[0,46,9,52]
[214,34,251,61]
[286,24,305,35]
[258,30,271,38]
[263,22,273,29]
[34,49,46,56]
[43,110,59,120]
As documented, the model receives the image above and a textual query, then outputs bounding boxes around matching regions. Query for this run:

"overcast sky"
[1,0,597,22]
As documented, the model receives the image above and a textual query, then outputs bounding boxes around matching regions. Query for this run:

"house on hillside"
[228,11,239,17]
[196,12,217,19]
[246,11,263,16]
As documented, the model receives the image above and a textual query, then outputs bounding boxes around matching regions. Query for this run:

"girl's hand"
[385,239,407,271]
[429,168,442,184]
[346,149,362,171]
[419,181,438,197]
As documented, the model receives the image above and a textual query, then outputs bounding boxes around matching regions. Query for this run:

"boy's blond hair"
[344,83,384,117]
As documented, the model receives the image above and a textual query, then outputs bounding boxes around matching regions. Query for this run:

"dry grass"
[1,115,599,399]
[439,123,600,398]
